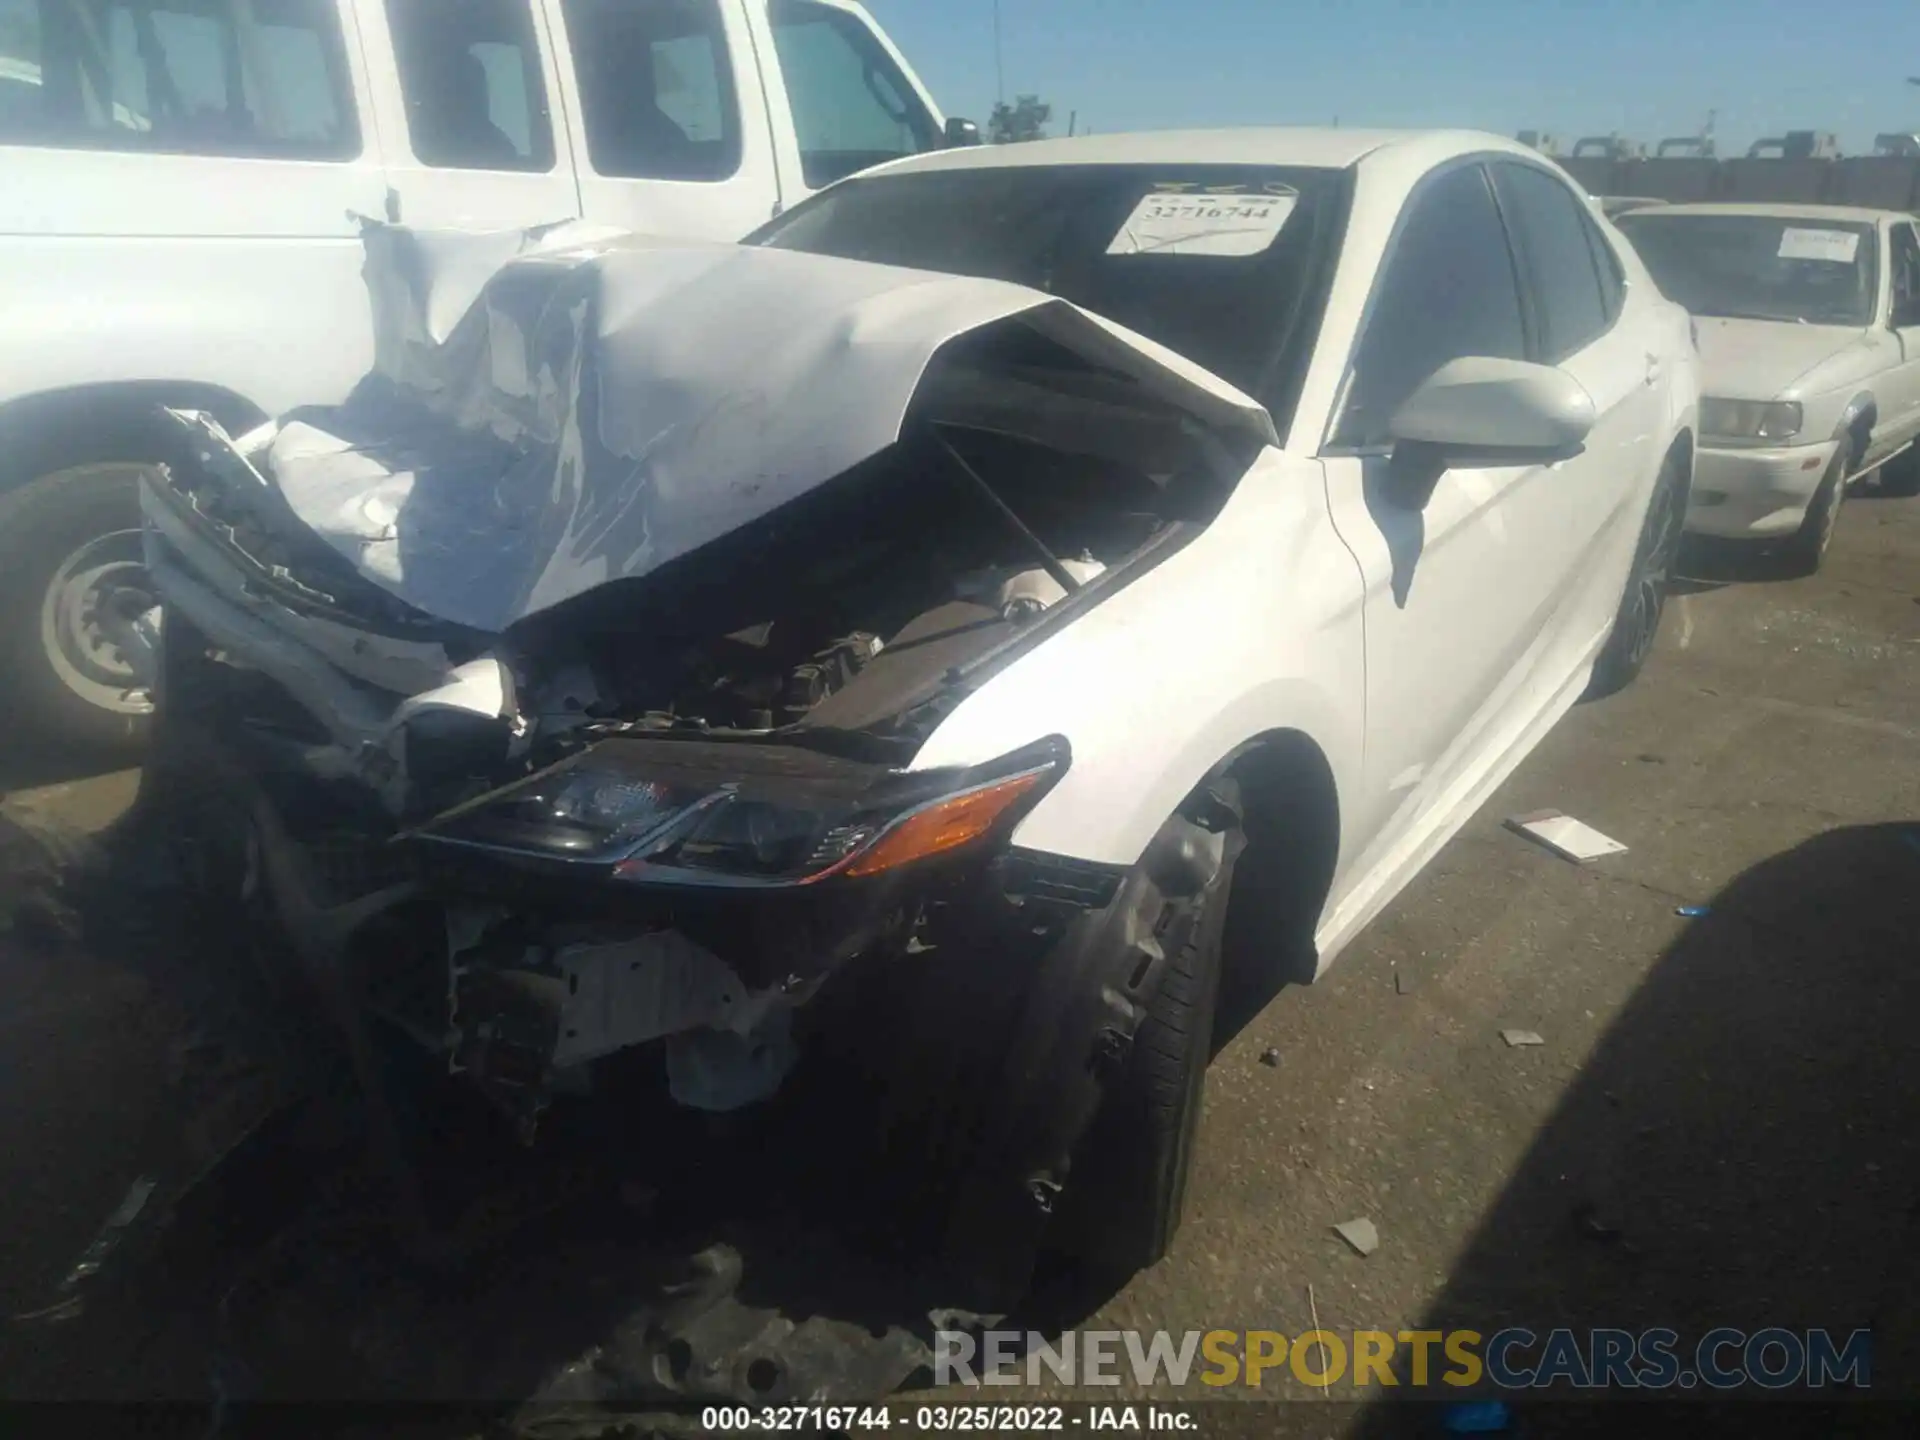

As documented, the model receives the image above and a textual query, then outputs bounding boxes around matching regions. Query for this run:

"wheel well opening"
[1667,428,1695,504]
[1844,407,1874,470]
[0,382,266,493]
[1211,730,1341,1054]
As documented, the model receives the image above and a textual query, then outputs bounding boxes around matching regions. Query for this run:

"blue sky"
[866,0,1920,154]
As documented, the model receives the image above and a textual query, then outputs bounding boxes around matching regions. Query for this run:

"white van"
[0,0,972,756]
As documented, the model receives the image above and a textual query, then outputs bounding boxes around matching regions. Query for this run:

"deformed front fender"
[908,448,1366,875]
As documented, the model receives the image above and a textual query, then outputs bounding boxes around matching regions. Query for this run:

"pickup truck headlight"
[413,736,1068,888]
[1700,397,1803,441]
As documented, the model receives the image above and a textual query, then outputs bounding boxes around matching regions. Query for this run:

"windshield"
[751,163,1338,405]
[1616,212,1879,326]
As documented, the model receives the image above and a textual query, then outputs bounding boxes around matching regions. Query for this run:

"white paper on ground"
[1504,809,1628,862]
[1107,188,1298,256]
[1777,227,1860,263]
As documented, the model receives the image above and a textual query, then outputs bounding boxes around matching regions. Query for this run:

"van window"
[0,0,358,158]
[385,0,555,172]
[767,0,936,190]
[562,0,740,182]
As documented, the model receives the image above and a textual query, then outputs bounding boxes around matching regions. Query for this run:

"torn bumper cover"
[137,221,1258,1292]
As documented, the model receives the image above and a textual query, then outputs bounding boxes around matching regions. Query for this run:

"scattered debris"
[1258,1047,1281,1067]
[1332,1218,1379,1256]
[1442,1399,1512,1433]
[1394,968,1415,995]
[1504,809,1627,863]
[1306,1282,1331,1396]
[12,1175,159,1325]
[1573,1200,1623,1243]
[1675,904,1712,918]
[1500,1030,1545,1048]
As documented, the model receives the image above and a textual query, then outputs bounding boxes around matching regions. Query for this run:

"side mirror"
[1382,356,1595,507]
[943,116,982,148]
[1388,355,1595,458]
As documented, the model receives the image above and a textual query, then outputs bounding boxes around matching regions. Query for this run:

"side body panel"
[0,0,390,421]
[909,448,1367,896]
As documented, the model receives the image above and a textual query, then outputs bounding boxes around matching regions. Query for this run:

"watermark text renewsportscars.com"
[934,1327,1871,1391]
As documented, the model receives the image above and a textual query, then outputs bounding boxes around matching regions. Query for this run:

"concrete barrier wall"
[1554,155,1920,211]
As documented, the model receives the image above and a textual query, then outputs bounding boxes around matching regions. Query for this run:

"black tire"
[0,464,155,761]
[1052,780,1243,1275]
[1585,450,1686,700]
[1876,446,1920,499]
[1781,449,1849,577]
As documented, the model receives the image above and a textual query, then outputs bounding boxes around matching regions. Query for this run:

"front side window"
[385,0,554,172]
[753,163,1338,414]
[1493,163,1613,361]
[0,0,357,158]
[1333,163,1528,449]
[562,0,740,182]
[1616,211,1878,327]
[767,0,936,190]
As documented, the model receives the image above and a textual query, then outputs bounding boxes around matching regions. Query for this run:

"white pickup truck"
[0,0,972,756]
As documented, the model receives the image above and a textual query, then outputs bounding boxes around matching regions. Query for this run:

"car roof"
[867,126,1538,178]
[1627,201,1903,225]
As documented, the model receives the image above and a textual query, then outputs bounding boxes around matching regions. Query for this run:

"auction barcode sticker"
[1777,227,1860,263]
[1108,188,1298,257]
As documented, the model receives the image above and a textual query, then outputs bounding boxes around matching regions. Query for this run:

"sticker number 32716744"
[1108,191,1299,257]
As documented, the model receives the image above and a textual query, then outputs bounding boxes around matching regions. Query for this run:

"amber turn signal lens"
[842,769,1050,878]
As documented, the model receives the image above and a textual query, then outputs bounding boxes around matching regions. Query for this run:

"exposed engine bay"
[136,226,1261,1284]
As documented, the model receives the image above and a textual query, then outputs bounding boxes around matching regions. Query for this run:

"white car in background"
[1615,202,1920,571]
[141,128,1699,1301]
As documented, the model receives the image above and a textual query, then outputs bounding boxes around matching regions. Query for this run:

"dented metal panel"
[252,221,1272,634]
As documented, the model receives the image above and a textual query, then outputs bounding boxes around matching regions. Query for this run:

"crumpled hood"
[1691,316,1872,400]
[255,220,1275,635]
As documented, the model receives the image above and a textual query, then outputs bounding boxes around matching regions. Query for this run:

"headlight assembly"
[1700,397,1803,441]
[412,734,1069,889]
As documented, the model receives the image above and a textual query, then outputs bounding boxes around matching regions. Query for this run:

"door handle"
[1644,352,1663,387]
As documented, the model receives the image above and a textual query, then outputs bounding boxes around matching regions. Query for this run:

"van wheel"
[0,465,156,761]
[1051,780,1243,1276]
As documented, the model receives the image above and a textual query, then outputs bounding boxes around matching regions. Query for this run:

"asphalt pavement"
[0,484,1916,1433]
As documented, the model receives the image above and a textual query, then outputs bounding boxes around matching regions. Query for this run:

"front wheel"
[1585,450,1685,701]
[1781,449,1849,577]
[0,465,157,761]
[1051,779,1244,1275]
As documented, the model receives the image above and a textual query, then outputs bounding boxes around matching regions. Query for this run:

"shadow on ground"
[0,807,1139,1437]
[1349,822,1920,1438]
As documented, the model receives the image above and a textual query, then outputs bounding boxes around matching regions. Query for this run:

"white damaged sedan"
[139,128,1698,1302]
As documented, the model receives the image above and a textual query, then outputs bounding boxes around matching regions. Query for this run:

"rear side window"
[1332,163,1528,449]
[1891,222,1920,326]
[562,0,740,182]
[0,0,358,158]
[1493,163,1614,361]
[1584,215,1627,325]
[385,0,555,172]
[767,0,936,190]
